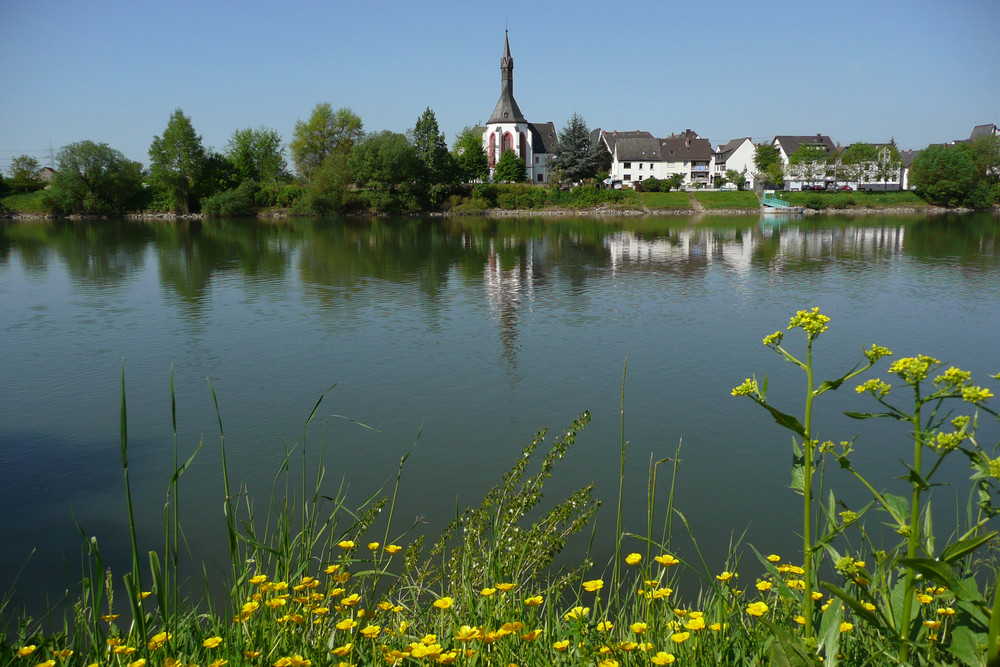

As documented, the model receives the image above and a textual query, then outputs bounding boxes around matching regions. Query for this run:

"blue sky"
[2,0,998,171]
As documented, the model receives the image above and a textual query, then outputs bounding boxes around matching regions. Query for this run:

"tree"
[149,109,207,213]
[46,141,144,214]
[754,143,784,187]
[297,152,352,214]
[664,173,685,191]
[348,131,422,212]
[493,149,526,183]
[8,155,42,190]
[410,107,457,188]
[552,113,602,182]
[788,144,830,186]
[290,103,364,179]
[226,126,288,184]
[910,144,986,208]
[452,126,489,183]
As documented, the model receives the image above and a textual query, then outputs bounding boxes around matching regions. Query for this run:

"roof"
[600,130,655,158]
[970,123,999,140]
[660,134,713,162]
[487,32,526,124]
[898,149,920,168]
[715,137,752,163]
[773,134,836,156]
[528,122,559,154]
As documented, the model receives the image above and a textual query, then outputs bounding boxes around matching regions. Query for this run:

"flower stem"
[802,338,816,639]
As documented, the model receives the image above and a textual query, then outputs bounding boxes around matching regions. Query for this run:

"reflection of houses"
[482,32,558,184]
[599,129,714,188]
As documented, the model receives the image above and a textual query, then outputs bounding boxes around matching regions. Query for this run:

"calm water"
[2,213,999,613]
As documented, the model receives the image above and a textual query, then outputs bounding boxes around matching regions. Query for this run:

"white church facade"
[482,32,558,183]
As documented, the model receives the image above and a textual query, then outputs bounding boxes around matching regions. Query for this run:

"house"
[600,129,714,188]
[969,123,999,141]
[773,134,837,190]
[36,166,57,182]
[482,31,558,183]
[898,149,920,190]
[844,143,904,191]
[713,138,755,189]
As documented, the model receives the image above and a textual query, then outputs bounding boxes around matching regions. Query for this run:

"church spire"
[488,30,525,124]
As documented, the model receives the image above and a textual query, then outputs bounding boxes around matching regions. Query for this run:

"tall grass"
[3,312,999,666]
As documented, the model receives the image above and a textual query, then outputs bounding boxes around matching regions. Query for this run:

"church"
[482,32,558,183]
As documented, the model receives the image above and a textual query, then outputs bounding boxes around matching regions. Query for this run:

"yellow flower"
[918,594,934,604]
[385,544,402,554]
[619,641,637,651]
[670,631,691,643]
[360,624,381,639]
[496,582,516,592]
[862,602,876,611]
[480,587,496,597]
[331,643,352,657]
[35,662,57,667]
[433,596,454,609]
[564,606,590,620]
[652,587,673,599]
[630,622,647,634]
[811,591,823,600]
[598,660,619,667]
[208,660,228,667]
[651,653,676,665]
[756,580,773,592]
[342,593,361,606]
[746,601,768,617]
[597,621,613,632]
[937,607,956,616]
[53,649,74,660]
[709,622,722,631]
[840,622,854,633]
[17,646,38,657]
[455,625,482,642]
[244,650,262,659]
[716,571,736,582]
[787,579,806,590]
[553,640,571,651]
[250,574,268,584]
[312,607,330,616]
[655,554,680,566]
[521,629,542,641]
[788,307,830,338]
[337,540,355,550]
[685,616,706,630]
[524,595,543,606]
[203,636,223,649]
[626,553,642,565]
[335,619,357,631]
[367,541,380,551]
[128,660,146,667]
[100,614,120,622]
[583,579,604,592]
[766,554,781,562]
[794,615,806,625]
[923,620,943,629]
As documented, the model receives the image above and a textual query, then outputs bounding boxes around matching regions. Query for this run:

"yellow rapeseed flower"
[625,553,642,565]
[203,636,223,649]
[583,579,604,592]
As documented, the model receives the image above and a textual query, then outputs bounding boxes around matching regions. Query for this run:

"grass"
[783,190,928,210]
[3,315,1000,666]
[692,192,759,210]
[1,190,51,214]
[638,192,693,210]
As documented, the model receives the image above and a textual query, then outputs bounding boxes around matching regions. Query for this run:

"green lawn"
[783,190,928,209]
[694,191,759,209]
[639,191,693,209]
[1,190,50,213]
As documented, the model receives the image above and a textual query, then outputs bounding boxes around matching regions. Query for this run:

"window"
[639,163,643,169]
[535,156,539,163]
[537,174,544,182]
[624,173,632,181]
[623,162,631,168]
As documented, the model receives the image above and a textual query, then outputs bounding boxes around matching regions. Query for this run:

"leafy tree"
[788,144,830,185]
[46,141,144,214]
[839,143,901,187]
[411,107,457,188]
[910,143,988,208]
[966,134,1000,186]
[294,152,352,215]
[552,113,601,182]
[8,155,42,191]
[494,149,526,183]
[348,131,422,212]
[754,143,784,187]
[452,126,489,183]
[664,173,685,191]
[226,126,288,184]
[290,103,364,179]
[725,168,747,190]
[148,109,207,213]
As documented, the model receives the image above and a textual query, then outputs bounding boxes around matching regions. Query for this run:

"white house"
[773,134,837,190]
[713,137,756,189]
[482,32,558,183]
[600,129,714,188]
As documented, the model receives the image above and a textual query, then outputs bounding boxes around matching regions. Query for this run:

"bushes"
[201,180,258,217]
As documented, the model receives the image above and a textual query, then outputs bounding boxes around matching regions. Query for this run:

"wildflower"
[266,598,287,609]
[312,607,330,616]
[840,622,854,633]
[524,595,543,606]
[746,601,768,617]
[731,378,759,397]
[811,591,824,601]
[674,608,688,617]
[670,631,691,643]
[244,651,262,659]
[140,591,152,599]
[630,622,647,634]
[626,553,642,565]
[53,649,74,660]
[324,564,340,575]
[962,386,993,404]
[937,607,956,616]
[597,621,613,632]
[767,554,781,562]
[652,587,673,599]
[360,624,381,639]
[385,544,402,554]
[367,541,380,551]
[521,629,542,641]
[655,554,681,567]
[709,622,723,631]
[756,580,773,592]
[336,619,357,631]
[716,571,736,583]
[763,331,784,347]
[918,594,934,604]
[651,653,676,665]
[862,602,876,611]
[250,574,268,584]
[787,579,806,590]
[496,582,516,591]
[794,615,806,625]
[208,660,227,667]
[342,593,361,606]
[101,614,120,622]
[565,606,590,620]
[583,579,605,592]
[685,616,706,630]
[923,620,942,629]
[337,540,355,550]
[331,644,352,657]
[865,344,892,363]
[598,659,619,667]
[35,661,56,667]
[455,626,481,642]
[788,307,830,339]
[481,587,496,597]
[889,355,939,384]
[433,596,454,609]
[203,636,223,649]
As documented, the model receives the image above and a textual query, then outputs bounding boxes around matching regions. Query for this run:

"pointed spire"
[488,30,525,124]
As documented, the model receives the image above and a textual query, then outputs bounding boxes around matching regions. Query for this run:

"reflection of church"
[482,32,558,184]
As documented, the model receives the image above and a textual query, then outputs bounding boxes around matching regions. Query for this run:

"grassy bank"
[3,313,1000,666]
[692,192,759,210]
[782,190,929,210]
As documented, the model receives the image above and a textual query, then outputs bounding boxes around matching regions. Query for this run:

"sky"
[2,0,998,172]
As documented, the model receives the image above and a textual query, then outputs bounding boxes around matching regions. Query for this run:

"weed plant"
[3,310,999,666]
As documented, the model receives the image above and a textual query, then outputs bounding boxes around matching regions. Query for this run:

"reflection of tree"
[903,214,999,272]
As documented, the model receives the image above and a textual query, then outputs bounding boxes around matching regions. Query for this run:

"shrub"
[201,180,258,217]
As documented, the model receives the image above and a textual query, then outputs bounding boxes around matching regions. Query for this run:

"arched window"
[502,132,513,154]
[489,133,496,167]
[519,132,527,165]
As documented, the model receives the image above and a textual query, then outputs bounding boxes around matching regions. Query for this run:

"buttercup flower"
[524,595,543,606]
[670,632,691,643]
[203,636,223,649]
[433,596,454,609]
[655,554,680,566]
[650,653,676,665]
[630,622,647,634]
[385,544,403,554]
[626,553,642,565]
[337,540,355,550]
[553,640,570,651]
[840,622,854,633]
[746,601,768,617]
[583,579,604,592]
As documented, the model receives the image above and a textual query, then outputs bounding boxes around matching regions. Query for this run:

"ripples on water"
[1,214,998,612]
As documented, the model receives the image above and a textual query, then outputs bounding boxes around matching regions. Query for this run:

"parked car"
[803,184,824,191]
[839,185,854,192]
[719,183,738,191]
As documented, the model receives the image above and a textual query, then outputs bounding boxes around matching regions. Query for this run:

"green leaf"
[947,624,988,667]
[882,493,910,527]
[816,597,843,666]
[941,531,999,563]
[814,361,863,396]
[759,401,806,437]
[844,411,906,420]
[897,558,966,599]
[822,581,884,629]
[985,575,1000,666]
[761,618,819,666]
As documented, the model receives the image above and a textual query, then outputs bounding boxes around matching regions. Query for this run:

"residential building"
[713,137,756,189]
[773,134,837,190]
[600,129,714,188]
[969,123,999,141]
[482,31,558,183]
